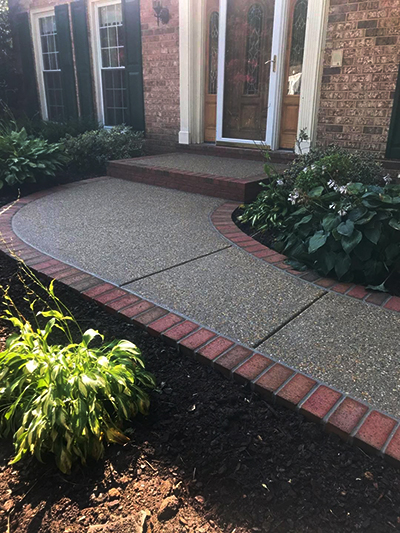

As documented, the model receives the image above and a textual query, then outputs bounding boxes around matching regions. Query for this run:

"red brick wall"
[140,0,180,153]
[317,0,400,158]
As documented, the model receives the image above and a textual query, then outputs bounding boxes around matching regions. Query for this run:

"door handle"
[265,55,277,72]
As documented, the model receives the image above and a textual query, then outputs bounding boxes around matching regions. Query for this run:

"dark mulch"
[0,252,399,532]
[234,207,400,298]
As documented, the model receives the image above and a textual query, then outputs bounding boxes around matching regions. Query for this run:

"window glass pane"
[98,3,127,125]
[39,14,65,121]
[287,0,308,95]
[245,5,263,96]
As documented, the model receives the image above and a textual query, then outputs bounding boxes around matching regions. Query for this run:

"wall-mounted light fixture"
[153,1,170,26]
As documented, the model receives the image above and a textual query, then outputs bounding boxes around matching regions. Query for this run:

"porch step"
[176,142,297,164]
[107,153,288,202]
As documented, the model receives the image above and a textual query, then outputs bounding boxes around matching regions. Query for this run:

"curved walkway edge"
[212,204,400,312]
[1,179,400,469]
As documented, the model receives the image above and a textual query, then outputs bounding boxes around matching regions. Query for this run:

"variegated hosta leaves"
[0,316,155,474]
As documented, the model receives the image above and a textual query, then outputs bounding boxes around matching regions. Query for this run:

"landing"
[126,153,286,179]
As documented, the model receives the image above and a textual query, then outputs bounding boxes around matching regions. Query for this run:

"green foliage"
[0,126,67,188]
[27,116,101,144]
[239,145,398,288]
[238,178,294,232]
[275,182,400,285]
[282,145,383,192]
[62,125,144,175]
[0,274,155,473]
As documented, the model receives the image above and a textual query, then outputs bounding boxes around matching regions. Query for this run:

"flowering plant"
[275,181,400,286]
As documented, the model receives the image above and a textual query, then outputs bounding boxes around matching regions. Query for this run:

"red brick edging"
[211,202,400,312]
[1,181,400,468]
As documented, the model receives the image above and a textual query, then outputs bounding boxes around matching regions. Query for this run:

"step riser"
[107,162,268,202]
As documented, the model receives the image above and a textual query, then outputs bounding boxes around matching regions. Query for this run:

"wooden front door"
[222,0,275,141]
[204,0,219,142]
[279,0,308,150]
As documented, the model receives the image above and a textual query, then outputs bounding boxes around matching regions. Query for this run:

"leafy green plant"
[282,145,383,192]
[62,125,144,176]
[275,181,400,286]
[238,177,294,232]
[0,126,66,188]
[0,272,155,473]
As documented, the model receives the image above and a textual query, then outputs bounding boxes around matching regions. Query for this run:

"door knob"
[265,55,277,72]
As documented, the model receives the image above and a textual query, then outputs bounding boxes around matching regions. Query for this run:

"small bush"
[62,125,144,176]
[30,116,100,144]
[282,145,384,192]
[0,127,66,188]
[0,276,155,473]
[239,146,399,288]
[275,181,400,286]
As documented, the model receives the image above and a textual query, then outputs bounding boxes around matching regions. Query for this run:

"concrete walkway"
[12,178,400,418]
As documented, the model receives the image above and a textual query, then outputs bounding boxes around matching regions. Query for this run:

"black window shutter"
[70,0,95,120]
[55,4,78,120]
[121,0,145,131]
[14,12,40,118]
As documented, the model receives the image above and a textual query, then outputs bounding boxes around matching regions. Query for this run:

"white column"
[296,0,329,154]
[179,0,206,145]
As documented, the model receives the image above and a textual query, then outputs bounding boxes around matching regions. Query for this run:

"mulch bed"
[0,181,400,532]
[0,246,400,532]
[233,207,400,298]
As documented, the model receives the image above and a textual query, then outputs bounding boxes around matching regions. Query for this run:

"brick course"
[317,0,400,157]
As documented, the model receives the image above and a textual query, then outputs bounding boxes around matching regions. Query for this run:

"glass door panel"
[222,0,275,141]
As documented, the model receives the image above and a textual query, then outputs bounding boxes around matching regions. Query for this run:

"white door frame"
[216,0,288,148]
[178,0,329,151]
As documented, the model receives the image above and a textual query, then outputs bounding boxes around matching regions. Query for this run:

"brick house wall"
[317,0,400,158]
[9,0,180,152]
[140,0,180,153]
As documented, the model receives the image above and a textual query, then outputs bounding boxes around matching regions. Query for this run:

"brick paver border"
[1,181,400,468]
[211,202,400,313]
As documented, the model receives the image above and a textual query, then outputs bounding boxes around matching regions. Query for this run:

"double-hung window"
[36,14,65,122]
[98,3,127,125]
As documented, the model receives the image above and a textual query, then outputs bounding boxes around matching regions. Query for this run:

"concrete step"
[107,154,284,202]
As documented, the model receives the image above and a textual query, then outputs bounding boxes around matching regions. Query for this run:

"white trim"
[88,0,122,126]
[216,0,286,147]
[178,0,206,145]
[296,0,329,153]
[30,6,56,121]
[266,0,290,150]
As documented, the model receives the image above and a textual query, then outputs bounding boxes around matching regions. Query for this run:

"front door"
[221,0,275,141]
[279,0,308,149]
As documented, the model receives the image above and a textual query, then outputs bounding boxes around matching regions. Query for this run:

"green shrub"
[30,116,100,144]
[239,146,399,288]
[62,125,144,175]
[0,277,155,473]
[282,145,384,192]
[275,180,400,286]
[0,127,66,188]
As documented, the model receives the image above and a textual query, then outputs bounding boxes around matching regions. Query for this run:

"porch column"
[179,0,206,145]
[296,0,329,154]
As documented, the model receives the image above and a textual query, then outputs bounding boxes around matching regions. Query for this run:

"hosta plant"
[0,127,66,188]
[275,179,400,287]
[0,276,155,473]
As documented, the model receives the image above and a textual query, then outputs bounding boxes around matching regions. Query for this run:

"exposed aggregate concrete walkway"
[12,178,400,419]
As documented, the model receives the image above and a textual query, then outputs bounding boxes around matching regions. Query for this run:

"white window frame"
[88,0,124,126]
[30,6,58,121]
